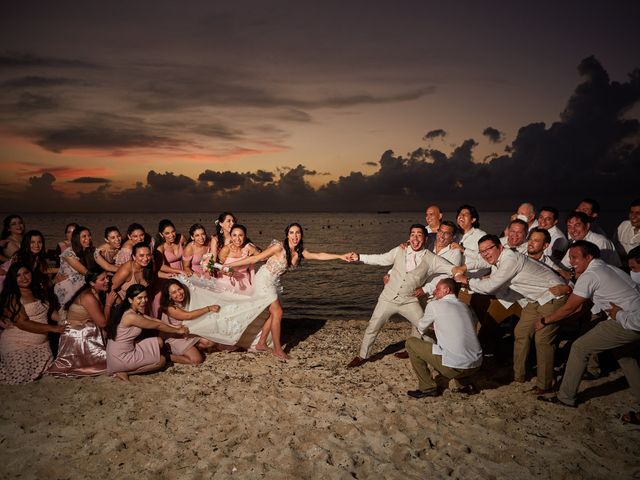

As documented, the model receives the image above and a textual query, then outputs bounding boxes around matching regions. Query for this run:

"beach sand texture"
[1,319,639,479]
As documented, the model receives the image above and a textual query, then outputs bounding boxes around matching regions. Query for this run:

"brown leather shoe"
[407,388,439,398]
[394,351,409,359]
[347,356,367,368]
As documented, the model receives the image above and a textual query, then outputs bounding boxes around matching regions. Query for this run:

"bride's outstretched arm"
[225,243,282,269]
[302,250,351,261]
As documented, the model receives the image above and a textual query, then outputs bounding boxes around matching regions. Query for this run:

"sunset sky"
[0,1,638,211]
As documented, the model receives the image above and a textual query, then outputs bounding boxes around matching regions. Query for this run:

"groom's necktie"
[406,249,419,272]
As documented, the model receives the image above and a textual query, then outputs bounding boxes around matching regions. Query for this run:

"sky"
[0,1,638,212]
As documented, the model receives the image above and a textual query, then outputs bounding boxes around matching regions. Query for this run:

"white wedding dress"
[178,241,290,348]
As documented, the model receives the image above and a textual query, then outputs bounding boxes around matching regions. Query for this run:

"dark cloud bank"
[3,56,639,213]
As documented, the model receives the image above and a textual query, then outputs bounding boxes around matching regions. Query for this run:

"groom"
[346,224,455,368]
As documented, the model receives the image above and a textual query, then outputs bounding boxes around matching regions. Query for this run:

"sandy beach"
[1,318,639,479]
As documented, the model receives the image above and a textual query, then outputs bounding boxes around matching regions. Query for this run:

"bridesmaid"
[217,224,259,294]
[211,212,236,264]
[1,230,56,293]
[54,226,97,308]
[0,215,25,262]
[182,224,212,276]
[155,219,186,277]
[159,279,220,364]
[0,263,64,384]
[56,223,79,257]
[94,226,122,273]
[111,242,155,300]
[106,284,188,381]
[114,223,147,266]
[48,268,117,377]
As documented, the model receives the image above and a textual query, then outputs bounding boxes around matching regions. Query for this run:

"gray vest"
[380,249,453,304]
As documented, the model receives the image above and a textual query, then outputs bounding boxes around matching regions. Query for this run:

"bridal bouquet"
[200,253,234,276]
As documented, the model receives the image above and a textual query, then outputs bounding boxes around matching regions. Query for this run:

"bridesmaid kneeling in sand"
[159,279,221,365]
[48,268,117,377]
[106,284,188,381]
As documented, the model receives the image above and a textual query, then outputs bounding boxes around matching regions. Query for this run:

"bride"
[179,223,350,360]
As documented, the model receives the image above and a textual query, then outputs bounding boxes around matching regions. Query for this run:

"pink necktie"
[406,250,418,272]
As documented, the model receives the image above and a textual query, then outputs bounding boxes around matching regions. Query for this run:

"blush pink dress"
[106,311,161,375]
[152,244,184,318]
[183,244,211,275]
[160,313,199,355]
[215,247,255,295]
[48,299,108,377]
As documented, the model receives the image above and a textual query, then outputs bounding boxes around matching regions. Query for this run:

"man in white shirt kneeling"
[405,278,482,398]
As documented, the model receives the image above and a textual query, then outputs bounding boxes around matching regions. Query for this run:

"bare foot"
[272,349,289,361]
[113,372,129,382]
[248,344,271,353]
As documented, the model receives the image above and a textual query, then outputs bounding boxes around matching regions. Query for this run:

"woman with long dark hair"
[114,223,147,266]
[111,242,155,300]
[211,212,236,263]
[0,214,25,262]
[182,223,349,360]
[48,268,117,377]
[159,279,219,364]
[106,284,188,381]
[0,263,64,384]
[182,223,212,276]
[54,226,97,307]
[216,224,259,294]
[94,226,122,273]
[1,230,56,294]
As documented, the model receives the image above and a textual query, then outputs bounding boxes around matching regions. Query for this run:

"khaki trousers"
[558,319,640,406]
[406,337,480,391]
[359,299,423,359]
[513,296,567,389]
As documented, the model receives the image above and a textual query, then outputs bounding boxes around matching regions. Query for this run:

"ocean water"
[5,211,623,321]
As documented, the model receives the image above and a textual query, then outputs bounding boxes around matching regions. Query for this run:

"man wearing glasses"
[454,234,567,394]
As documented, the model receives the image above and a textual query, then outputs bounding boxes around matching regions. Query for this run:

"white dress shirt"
[615,220,640,254]
[561,230,621,268]
[417,294,482,369]
[573,259,640,332]
[420,244,462,295]
[500,237,528,254]
[456,227,487,269]
[544,225,569,259]
[469,249,566,306]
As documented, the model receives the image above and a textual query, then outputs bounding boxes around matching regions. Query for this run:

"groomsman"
[346,224,454,368]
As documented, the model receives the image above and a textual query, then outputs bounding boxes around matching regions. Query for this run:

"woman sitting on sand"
[159,279,220,365]
[0,263,65,384]
[106,284,188,381]
[181,223,350,360]
[94,226,122,273]
[216,224,260,295]
[48,268,117,377]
